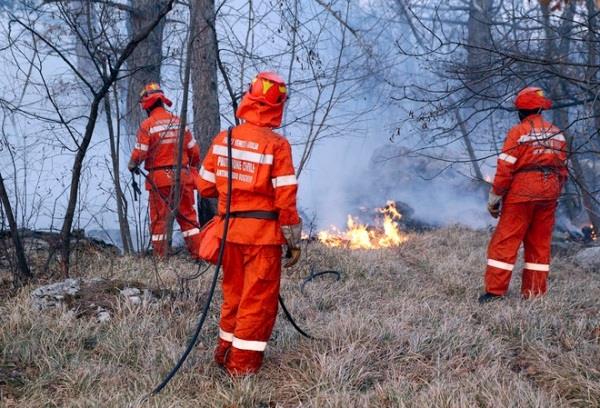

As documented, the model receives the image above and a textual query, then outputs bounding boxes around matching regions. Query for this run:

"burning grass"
[0,227,599,406]
[318,201,409,249]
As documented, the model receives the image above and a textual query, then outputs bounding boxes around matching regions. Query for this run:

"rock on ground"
[573,246,600,271]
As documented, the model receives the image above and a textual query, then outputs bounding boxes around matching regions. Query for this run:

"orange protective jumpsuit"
[130,106,201,257]
[485,114,567,297]
[195,92,300,375]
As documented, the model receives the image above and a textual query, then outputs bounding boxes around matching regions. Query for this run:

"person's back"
[494,113,567,205]
[200,122,298,245]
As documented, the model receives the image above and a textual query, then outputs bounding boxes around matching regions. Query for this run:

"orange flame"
[318,201,408,249]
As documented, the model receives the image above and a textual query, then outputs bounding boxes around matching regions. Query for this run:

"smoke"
[297,109,492,231]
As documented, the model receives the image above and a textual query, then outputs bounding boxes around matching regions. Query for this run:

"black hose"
[151,127,234,396]
[300,269,341,296]
[278,295,315,340]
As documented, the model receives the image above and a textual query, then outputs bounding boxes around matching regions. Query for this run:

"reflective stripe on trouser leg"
[232,337,267,352]
[485,202,534,295]
[219,328,234,342]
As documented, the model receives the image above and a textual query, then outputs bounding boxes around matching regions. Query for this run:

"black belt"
[147,165,190,171]
[516,166,560,174]
[230,211,278,220]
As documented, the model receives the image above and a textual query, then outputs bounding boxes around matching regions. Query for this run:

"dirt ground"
[0,227,599,407]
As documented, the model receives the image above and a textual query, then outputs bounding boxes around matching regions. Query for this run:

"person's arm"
[185,128,201,168]
[492,127,522,196]
[272,138,302,267]
[556,128,569,185]
[272,139,300,226]
[196,139,218,198]
[128,124,150,171]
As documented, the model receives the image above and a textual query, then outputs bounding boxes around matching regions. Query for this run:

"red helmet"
[514,87,552,110]
[245,72,288,106]
[139,82,172,111]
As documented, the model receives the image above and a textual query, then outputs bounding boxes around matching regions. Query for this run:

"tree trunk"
[191,0,220,225]
[126,0,169,137]
[466,0,493,95]
[455,108,485,188]
[104,75,133,254]
[0,172,32,284]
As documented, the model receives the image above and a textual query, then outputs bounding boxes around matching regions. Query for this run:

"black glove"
[128,159,140,175]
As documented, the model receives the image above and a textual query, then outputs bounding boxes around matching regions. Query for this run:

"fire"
[318,201,408,249]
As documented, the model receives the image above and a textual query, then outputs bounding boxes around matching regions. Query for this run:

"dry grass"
[1,227,599,407]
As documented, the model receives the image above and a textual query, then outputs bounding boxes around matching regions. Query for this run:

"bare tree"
[0,171,32,284]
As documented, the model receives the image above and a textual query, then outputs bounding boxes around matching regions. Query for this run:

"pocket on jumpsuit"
[252,247,282,314]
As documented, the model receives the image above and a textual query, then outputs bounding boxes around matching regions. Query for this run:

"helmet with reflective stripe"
[139,82,173,111]
[514,87,552,110]
[246,72,288,106]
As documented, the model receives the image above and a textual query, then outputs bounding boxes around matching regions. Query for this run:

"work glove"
[128,159,140,175]
[281,220,302,268]
[487,191,502,219]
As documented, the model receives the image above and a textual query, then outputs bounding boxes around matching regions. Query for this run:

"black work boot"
[478,292,503,304]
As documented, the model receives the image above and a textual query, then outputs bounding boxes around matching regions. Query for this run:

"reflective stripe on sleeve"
[219,328,233,342]
[213,145,274,165]
[524,262,549,272]
[187,139,197,149]
[272,174,298,188]
[182,228,200,237]
[487,259,514,271]
[232,337,267,352]
[152,234,166,242]
[200,166,216,183]
[135,143,149,151]
[499,153,517,164]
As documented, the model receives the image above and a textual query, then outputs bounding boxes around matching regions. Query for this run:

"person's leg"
[484,202,534,296]
[176,183,201,257]
[226,245,282,375]
[215,242,244,366]
[149,187,170,257]
[522,201,557,298]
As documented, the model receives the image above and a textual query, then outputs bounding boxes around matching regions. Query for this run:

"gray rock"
[96,307,111,323]
[573,246,600,271]
[120,287,141,298]
[31,279,80,310]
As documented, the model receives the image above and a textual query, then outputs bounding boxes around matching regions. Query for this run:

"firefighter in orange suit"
[128,83,202,257]
[479,87,568,304]
[195,72,302,375]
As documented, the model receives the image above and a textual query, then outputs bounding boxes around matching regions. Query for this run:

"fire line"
[318,201,408,249]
